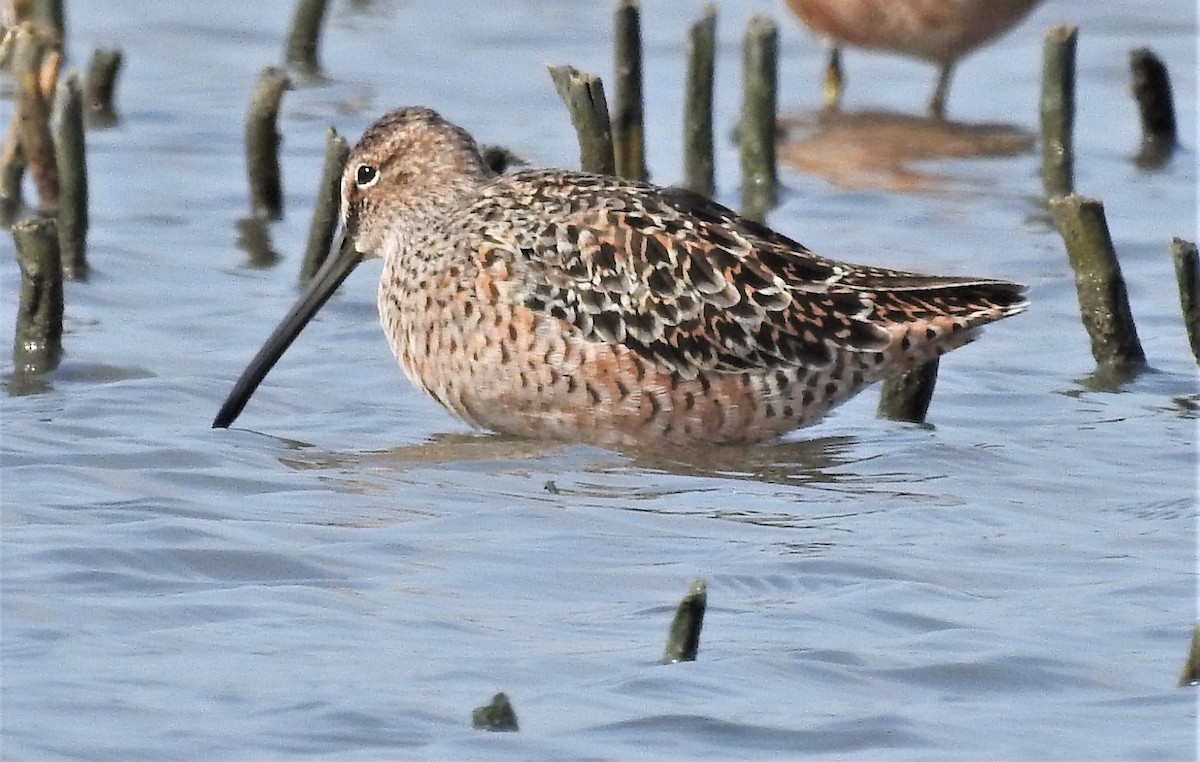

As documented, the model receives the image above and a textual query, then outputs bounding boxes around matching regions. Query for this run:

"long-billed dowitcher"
[784,0,1043,116]
[213,107,1026,447]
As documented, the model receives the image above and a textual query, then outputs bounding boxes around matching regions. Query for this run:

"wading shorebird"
[213,107,1027,448]
[783,0,1043,116]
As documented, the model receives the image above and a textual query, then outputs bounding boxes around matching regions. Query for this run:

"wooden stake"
[878,358,939,423]
[1179,625,1200,687]
[612,0,647,181]
[1169,237,1198,364]
[1129,48,1177,168]
[245,67,292,221]
[0,117,26,226]
[285,0,329,79]
[300,128,349,283]
[740,15,778,222]
[11,216,63,375]
[548,64,616,175]
[662,579,706,664]
[83,49,123,128]
[1049,194,1146,375]
[52,70,88,280]
[682,4,716,198]
[1040,25,1078,198]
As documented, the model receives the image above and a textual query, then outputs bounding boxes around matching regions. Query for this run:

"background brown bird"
[784,0,1044,116]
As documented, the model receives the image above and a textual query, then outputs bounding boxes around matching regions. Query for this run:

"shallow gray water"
[2,1,1196,759]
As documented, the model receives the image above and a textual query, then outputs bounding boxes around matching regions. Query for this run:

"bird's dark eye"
[355,164,379,188]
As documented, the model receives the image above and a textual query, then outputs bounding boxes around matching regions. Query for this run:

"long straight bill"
[212,234,363,428]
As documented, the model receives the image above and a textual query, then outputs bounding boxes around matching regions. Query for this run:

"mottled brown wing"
[498,177,1022,378]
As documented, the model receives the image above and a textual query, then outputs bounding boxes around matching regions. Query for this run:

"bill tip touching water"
[213,106,1027,447]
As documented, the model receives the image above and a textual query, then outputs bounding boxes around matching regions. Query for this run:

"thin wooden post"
[613,0,647,181]
[878,358,939,423]
[662,579,706,664]
[1049,194,1146,374]
[548,65,616,175]
[235,217,280,269]
[1179,625,1200,687]
[285,0,329,79]
[1169,237,1198,364]
[11,217,64,375]
[682,4,716,198]
[740,15,778,222]
[245,67,292,220]
[300,128,349,283]
[1,115,26,226]
[1040,25,1078,198]
[1129,48,1177,168]
[53,70,88,280]
[84,49,123,128]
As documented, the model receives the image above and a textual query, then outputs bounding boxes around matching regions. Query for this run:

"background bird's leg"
[928,63,953,118]
[821,45,844,110]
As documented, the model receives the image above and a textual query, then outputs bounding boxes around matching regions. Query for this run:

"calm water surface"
[2,1,1196,759]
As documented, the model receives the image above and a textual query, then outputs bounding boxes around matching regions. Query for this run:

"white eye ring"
[355,164,380,189]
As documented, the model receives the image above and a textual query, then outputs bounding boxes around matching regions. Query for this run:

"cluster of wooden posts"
[4,2,710,728]
[1039,25,1196,387]
[3,0,121,393]
[6,0,1194,401]
[533,7,1198,415]
[247,2,1198,422]
[3,0,1195,710]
